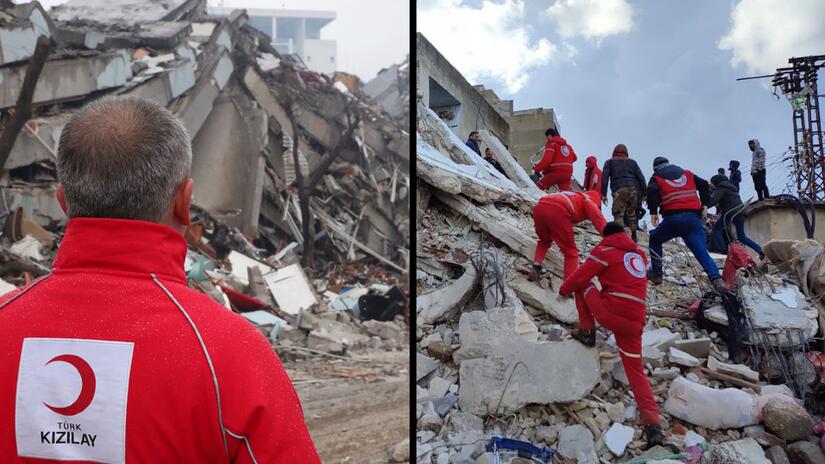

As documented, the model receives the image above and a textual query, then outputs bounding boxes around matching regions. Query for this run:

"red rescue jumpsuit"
[533,191,607,278]
[583,155,602,194]
[559,232,660,426]
[534,135,577,191]
[0,218,319,463]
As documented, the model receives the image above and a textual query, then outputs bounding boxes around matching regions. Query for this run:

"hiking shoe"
[527,264,542,282]
[647,269,663,285]
[570,329,596,347]
[644,424,666,449]
[713,278,730,294]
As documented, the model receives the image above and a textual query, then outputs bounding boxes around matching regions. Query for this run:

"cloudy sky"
[35,0,410,80]
[418,0,825,220]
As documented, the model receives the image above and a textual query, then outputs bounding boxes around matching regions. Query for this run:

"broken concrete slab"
[558,424,597,464]
[263,263,317,316]
[668,347,700,367]
[51,0,202,24]
[702,437,770,464]
[478,129,544,201]
[417,352,440,382]
[603,422,633,457]
[743,425,786,448]
[785,441,825,464]
[0,1,55,66]
[227,250,274,286]
[707,356,760,383]
[672,337,711,358]
[416,263,477,325]
[508,274,578,324]
[455,307,599,416]
[642,327,681,352]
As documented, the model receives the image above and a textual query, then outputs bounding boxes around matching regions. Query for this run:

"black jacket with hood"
[646,163,710,216]
[600,144,646,197]
[709,178,743,215]
[728,160,742,189]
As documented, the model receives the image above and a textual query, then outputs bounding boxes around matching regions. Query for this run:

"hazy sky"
[36,0,410,80]
[418,0,825,221]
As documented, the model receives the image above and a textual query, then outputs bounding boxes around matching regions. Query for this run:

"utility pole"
[738,54,825,200]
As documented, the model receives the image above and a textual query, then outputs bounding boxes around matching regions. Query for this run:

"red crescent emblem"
[630,256,644,273]
[43,354,96,416]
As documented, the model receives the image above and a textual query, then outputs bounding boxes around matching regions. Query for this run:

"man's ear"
[56,184,68,215]
[173,179,194,226]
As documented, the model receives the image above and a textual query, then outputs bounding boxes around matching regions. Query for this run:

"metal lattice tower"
[771,55,825,200]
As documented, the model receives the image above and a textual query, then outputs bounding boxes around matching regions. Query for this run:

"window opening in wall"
[428,77,461,129]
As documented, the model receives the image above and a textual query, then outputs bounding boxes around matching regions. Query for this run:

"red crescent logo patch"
[43,354,96,416]
[623,252,646,278]
[664,175,688,188]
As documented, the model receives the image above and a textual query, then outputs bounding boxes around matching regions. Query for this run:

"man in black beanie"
[646,157,728,293]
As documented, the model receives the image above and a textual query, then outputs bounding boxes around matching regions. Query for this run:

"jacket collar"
[53,218,187,284]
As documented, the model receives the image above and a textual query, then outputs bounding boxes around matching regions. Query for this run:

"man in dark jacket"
[709,174,763,258]
[465,131,481,156]
[484,148,509,179]
[728,160,742,190]
[646,157,728,293]
[601,144,646,242]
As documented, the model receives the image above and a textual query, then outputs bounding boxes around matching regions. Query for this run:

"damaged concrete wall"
[745,201,825,245]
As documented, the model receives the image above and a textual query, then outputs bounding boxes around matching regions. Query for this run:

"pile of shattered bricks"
[416,99,825,464]
[0,0,411,359]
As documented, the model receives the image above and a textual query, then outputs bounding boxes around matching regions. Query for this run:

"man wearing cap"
[559,222,664,448]
[529,190,606,282]
[533,128,577,192]
[646,157,727,293]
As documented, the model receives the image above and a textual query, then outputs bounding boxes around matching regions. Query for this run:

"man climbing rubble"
[558,222,665,448]
[582,155,601,193]
[0,97,319,463]
[646,157,728,293]
[600,143,646,242]
[529,190,606,282]
[709,174,764,259]
[533,128,577,191]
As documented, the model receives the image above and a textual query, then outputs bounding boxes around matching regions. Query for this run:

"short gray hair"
[57,96,192,221]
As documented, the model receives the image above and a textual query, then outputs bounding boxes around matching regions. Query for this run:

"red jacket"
[655,170,701,211]
[583,156,601,192]
[534,136,577,174]
[537,191,607,233]
[0,219,319,463]
[559,232,648,323]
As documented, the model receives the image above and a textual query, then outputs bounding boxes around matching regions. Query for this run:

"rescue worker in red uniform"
[646,157,727,293]
[0,96,319,463]
[583,155,602,193]
[559,222,665,448]
[533,128,577,191]
[529,190,607,282]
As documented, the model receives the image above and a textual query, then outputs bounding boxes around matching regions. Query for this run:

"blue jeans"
[649,212,720,281]
[711,214,763,255]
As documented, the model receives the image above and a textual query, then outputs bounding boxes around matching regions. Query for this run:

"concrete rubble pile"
[0,0,411,358]
[416,102,825,463]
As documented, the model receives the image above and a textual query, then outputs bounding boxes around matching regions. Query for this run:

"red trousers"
[533,202,578,277]
[536,168,573,191]
[575,284,660,425]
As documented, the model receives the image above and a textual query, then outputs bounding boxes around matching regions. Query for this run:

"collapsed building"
[415,94,825,463]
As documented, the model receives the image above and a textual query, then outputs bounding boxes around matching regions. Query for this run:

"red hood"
[549,135,567,145]
[600,231,639,252]
[586,156,597,168]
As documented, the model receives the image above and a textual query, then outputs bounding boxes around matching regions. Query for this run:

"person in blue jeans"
[708,174,764,259]
[646,157,728,293]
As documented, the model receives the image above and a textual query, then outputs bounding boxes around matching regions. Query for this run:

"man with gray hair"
[0,96,319,463]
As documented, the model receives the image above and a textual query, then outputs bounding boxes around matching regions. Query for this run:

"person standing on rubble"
[558,222,665,448]
[0,96,319,463]
[582,155,602,193]
[646,156,728,293]
[728,160,742,191]
[600,144,646,242]
[709,174,764,259]
[529,190,606,282]
[749,139,769,201]
[465,130,482,156]
[532,128,576,191]
[484,147,509,178]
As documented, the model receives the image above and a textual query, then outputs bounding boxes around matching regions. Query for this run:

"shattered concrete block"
[603,423,634,456]
[761,397,814,442]
[416,352,440,382]
[707,356,760,383]
[448,410,483,433]
[673,337,711,358]
[416,264,477,324]
[785,441,825,464]
[701,437,769,464]
[653,367,680,380]
[455,308,599,416]
[361,320,403,341]
[428,376,452,398]
[642,328,681,352]
[669,347,700,367]
[744,425,786,448]
[558,424,597,464]
[765,445,791,464]
[643,346,666,368]
[508,274,578,324]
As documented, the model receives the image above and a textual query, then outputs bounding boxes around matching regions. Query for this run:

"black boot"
[571,328,596,347]
[647,269,663,285]
[528,264,542,282]
[644,424,665,449]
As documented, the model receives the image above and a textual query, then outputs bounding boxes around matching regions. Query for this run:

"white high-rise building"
[210,7,337,75]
